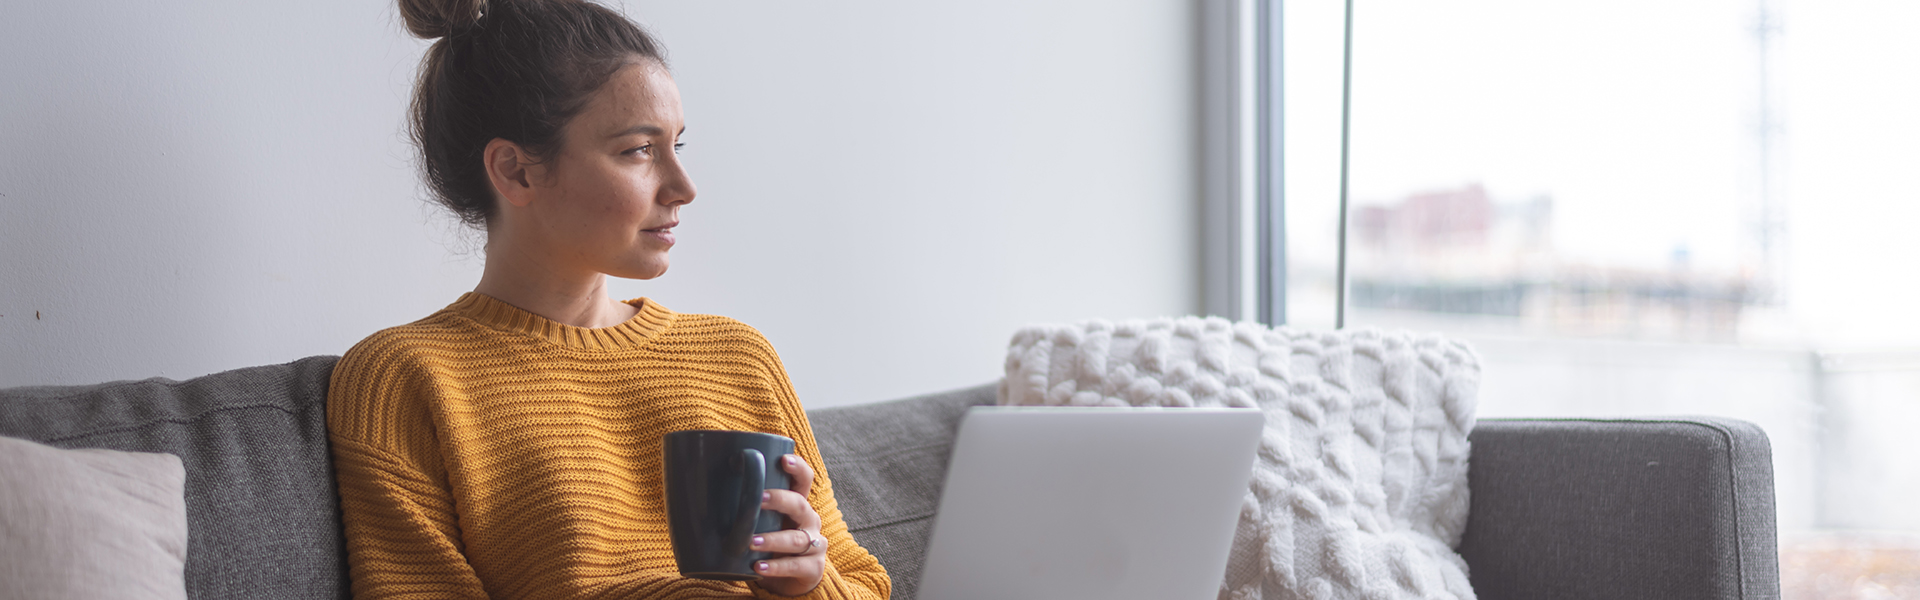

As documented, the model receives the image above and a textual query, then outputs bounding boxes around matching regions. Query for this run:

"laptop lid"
[916,406,1264,600]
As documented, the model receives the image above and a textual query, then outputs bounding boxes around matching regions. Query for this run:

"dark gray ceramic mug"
[662,429,795,580]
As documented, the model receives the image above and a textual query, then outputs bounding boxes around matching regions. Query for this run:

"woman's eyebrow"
[608,124,665,138]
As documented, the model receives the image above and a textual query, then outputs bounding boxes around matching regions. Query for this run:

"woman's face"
[520,62,695,281]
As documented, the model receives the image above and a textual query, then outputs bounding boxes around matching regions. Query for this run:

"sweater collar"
[448,292,675,351]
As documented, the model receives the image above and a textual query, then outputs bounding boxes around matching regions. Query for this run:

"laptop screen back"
[916,406,1264,600]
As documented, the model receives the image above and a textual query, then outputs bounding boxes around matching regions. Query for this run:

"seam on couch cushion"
[846,512,937,533]
[1686,417,1774,600]
[820,440,955,464]
[15,376,277,397]
[39,403,311,446]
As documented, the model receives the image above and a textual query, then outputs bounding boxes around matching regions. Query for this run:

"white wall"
[0,0,1203,409]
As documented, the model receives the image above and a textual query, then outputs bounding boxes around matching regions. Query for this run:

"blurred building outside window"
[1280,1,1920,598]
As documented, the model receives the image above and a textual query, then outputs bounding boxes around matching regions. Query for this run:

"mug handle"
[726,448,768,558]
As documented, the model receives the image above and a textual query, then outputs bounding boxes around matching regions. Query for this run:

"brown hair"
[399,0,665,226]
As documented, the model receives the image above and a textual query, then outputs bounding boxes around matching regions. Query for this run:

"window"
[1223,0,1920,594]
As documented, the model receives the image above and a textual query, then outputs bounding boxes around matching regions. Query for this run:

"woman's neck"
[473,244,640,329]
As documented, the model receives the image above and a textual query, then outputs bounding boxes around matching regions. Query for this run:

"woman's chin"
[611,259,669,281]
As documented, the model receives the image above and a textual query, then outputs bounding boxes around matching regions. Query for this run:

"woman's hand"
[750,453,826,597]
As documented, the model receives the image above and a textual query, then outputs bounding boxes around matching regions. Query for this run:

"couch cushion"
[0,356,346,600]
[805,383,996,600]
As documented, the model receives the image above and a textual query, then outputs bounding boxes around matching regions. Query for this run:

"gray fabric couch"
[0,356,1782,600]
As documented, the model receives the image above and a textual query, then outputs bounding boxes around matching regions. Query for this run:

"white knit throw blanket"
[999,317,1480,600]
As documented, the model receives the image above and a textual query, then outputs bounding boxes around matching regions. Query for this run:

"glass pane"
[1281,0,1351,332]
[1314,0,1920,591]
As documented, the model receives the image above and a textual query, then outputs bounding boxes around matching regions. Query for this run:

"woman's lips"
[643,226,675,245]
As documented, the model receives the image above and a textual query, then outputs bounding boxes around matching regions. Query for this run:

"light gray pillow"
[0,435,189,600]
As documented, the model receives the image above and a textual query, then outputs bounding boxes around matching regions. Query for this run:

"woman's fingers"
[749,528,825,555]
[754,553,825,581]
[752,456,826,597]
[761,489,821,530]
[779,454,814,498]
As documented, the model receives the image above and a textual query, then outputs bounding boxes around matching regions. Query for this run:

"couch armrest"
[1459,418,1781,600]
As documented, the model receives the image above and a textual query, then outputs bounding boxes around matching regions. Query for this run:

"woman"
[326,0,890,597]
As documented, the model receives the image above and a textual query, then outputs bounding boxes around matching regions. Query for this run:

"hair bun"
[399,0,487,39]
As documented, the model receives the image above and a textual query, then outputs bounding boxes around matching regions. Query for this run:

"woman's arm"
[327,344,492,599]
[742,344,892,600]
[331,436,490,599]
[334,428,764,600]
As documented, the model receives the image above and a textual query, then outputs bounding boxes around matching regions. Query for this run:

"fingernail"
[786,455,798,466]
[751,536,764,547]
[762,491,770,501]
[757,561,771,572]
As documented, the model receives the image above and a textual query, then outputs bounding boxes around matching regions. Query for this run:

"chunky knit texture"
[327,293,888,600]
[1001,317,1479,600]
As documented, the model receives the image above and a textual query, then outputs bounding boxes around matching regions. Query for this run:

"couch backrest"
[2,361,1784,600]
[0,356,348,600]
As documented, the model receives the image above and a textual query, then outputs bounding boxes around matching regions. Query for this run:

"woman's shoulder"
[334,308,481,377]
[661,310,766,341]
[324,317,459,434]
[654,309,785,365]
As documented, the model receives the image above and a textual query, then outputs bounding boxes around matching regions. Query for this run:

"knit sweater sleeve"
[739,332,892,600]
[327,334,491,599]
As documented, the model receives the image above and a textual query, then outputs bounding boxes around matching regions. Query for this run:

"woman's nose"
[660,159,696,206]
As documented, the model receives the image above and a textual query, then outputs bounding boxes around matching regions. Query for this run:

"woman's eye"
[672,142,686,154]
[631,144,651,156]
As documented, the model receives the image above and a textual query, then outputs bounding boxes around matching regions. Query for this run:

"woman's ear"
[484,138,537,208]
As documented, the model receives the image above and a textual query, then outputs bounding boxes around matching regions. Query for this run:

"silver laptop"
[916,406,1264,600]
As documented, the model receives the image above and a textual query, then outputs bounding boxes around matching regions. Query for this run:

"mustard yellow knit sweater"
[327,293,889,600]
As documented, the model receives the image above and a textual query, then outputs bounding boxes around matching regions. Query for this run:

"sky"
[1282,0,1920,347]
